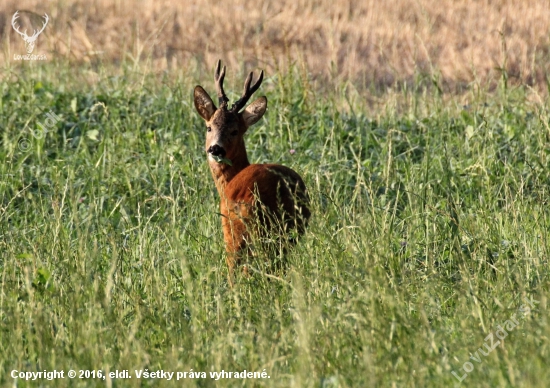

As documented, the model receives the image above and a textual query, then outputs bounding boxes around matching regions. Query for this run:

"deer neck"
[208,146,250,195]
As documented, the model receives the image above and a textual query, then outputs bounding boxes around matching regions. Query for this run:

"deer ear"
[241,96,267,128]
[194,86,216,121]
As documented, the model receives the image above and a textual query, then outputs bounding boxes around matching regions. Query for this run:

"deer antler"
[231,69,264,113]
[11,11,49,54]
[31,14,49,41]
[215,60,229,108]
[11,11,27,38]
[12,11,49,41]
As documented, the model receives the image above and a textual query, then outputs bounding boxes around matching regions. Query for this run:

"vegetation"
[3,0,550,92]
[0,56,549,387]
[2,4,550,388]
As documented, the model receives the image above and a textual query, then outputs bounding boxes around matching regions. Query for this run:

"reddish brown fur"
[194,61,310,285]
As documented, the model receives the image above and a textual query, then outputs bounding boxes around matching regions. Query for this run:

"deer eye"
[207,126,212,132]
[231,130,238,136]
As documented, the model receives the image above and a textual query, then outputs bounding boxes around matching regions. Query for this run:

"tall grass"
[0,59,549,387]
[2,0,550,93]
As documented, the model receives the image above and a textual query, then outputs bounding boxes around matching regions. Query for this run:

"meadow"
[1,1,550,387]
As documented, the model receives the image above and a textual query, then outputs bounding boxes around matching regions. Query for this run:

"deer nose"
[208,144,226,158]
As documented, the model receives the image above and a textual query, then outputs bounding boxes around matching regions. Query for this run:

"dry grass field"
[2,0,550,93]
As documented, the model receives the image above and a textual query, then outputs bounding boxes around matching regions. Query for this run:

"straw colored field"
[2,0,550,92]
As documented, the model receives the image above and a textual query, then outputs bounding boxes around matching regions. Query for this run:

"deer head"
[12,11,49,54]
[194,60,267,169]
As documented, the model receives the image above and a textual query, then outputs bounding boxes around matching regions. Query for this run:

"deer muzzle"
[207,144,226,158]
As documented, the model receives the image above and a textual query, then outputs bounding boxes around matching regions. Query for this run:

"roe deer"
[194,60,310,285]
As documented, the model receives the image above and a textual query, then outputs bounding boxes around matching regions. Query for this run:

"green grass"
[1,61,549,387]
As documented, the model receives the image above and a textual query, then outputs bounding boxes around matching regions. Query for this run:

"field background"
[1,0,550,387]
[2,0,550,93]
